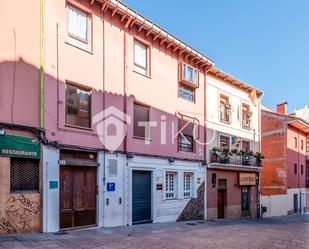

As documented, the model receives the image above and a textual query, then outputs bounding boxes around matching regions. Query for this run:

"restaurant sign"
[0,134,40,159]
[239,173,256,186]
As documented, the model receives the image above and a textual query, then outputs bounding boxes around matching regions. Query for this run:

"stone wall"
[177,181,205,221]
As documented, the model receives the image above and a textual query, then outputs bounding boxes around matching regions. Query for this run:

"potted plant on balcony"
[211,147,220,163]
[241,149,250,166]
[218,147,230,164]
[231,148,238,155]
[254,152,265,167]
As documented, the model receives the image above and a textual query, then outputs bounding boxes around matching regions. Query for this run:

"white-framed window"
[220,94,231,123]
[134,40,150,76]
[67,5,89,49]
[165,172,177,199]
[242,103,252,129]
[179,84,195,102]
[183,172,193,198]
[219,135,231,151]
[180,63,198,86]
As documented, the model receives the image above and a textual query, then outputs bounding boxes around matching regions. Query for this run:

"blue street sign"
[107,182,116,192]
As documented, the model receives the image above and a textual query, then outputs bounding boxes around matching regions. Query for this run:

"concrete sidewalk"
[0,215,308,249]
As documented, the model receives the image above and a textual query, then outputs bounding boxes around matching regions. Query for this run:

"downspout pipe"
[40,0,45,128]
[39,0,45,233]
[123,20,131,154]
[203,65,212,221]
[257,92,264,218]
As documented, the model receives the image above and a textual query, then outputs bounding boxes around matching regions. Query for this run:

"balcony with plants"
[210,147,264,167]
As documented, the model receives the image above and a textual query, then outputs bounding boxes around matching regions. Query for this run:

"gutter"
[40,0,45,128]
[97,0,214,67]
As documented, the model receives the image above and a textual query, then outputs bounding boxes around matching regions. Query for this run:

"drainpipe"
[39,0,45,233]
[257,92,264,218]
[123,30,128,154]
[102,18,106,228]
[203,65,212,220]
[123,20,131,226]
[56,23,59,127]
[123,19,131,154]
[40,0,45,128]
[297,130,304,213]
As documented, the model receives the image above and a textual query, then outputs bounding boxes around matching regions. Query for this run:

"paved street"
[0,215,308,249]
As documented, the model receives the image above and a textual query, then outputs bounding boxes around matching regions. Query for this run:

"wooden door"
[60,166,97,230]
[217,190,225,219]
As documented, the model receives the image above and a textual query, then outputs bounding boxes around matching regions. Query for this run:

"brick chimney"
[277,102,288,115]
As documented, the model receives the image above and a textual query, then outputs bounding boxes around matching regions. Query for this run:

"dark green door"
[241,187,251,217]
[132,171,152,224]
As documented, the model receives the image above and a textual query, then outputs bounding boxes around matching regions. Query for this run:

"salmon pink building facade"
[0,1,42,235]
[1,0,215,234]
[0,0,265,235]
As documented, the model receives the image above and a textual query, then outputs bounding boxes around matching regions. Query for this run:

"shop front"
[207,165,259,220]
[0,132,41,235]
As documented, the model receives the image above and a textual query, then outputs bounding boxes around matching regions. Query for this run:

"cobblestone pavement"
[0,215,308,249]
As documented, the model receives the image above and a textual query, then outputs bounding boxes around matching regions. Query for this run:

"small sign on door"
[107,182,116,192]
[49,181,58,189]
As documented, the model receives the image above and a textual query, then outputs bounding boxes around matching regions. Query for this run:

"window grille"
[183,173,193,198]
[166,172,177,199]
[10,158,39,192]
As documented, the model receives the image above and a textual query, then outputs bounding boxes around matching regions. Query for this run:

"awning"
[0,134,40,159]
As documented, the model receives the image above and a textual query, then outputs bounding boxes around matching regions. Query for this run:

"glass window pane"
[68,6,88,41]
[134,41,147,68]
[66,83,91,128]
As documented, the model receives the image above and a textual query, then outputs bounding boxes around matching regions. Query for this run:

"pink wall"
[286,125,307,188]
[43,0,207,160]
[0,1,40,127]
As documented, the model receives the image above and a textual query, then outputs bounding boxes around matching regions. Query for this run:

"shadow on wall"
[0,58,40,127]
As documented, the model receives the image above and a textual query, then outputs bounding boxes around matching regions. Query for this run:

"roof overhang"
[208,67,263,97]
[288,119,309,134]
[93,0,214,70]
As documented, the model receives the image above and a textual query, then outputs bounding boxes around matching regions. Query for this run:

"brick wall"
[261,112,287,195]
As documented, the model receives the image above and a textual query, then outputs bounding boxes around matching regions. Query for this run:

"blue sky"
[124,0,309,113]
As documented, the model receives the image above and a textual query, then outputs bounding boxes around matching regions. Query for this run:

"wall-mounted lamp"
[168,157,175,163]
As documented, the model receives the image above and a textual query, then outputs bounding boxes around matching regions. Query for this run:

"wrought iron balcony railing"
[210,153,260,167]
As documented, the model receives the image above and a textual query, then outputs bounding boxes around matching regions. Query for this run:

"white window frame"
[181,63,198,86]
[219,134,231,151]
[219,93,232,124]
[134,39,150,76]
[183,172,194,198]
[165,171,177,200]
[67,5,90,50]
[241,102,252,129]
[241,139,251,151]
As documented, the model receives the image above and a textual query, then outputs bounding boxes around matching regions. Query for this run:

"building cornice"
[92,0,214,71]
